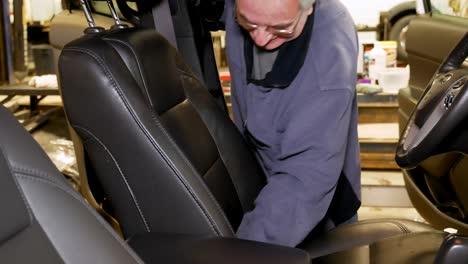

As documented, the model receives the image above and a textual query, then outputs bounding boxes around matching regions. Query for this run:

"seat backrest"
[0,105,142,263]
[59,28,266,238]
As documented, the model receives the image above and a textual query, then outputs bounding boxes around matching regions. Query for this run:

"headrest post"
[79,0,96,28]
[106,0,128,29]
[79,0,105,34]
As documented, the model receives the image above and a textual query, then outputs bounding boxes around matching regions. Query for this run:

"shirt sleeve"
[230,82,245,133]
[236,88,355,246]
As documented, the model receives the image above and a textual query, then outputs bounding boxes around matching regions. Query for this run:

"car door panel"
[405,16,468,103]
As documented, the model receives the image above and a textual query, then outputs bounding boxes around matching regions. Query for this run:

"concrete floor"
[31,108,70,153]
[30,108,79,189]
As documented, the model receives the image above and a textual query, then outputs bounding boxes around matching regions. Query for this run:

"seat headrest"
[61,28,191,115]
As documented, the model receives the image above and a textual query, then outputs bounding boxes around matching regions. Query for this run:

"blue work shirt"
[224,0,361,247]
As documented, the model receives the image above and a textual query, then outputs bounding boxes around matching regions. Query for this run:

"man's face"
[236,0,313,50]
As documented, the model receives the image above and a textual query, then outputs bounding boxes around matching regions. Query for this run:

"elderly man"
[223,0,361,246]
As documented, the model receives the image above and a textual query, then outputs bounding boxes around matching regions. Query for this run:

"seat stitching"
[105,38,154,109]
[149,82,235,234]
[176,72,238,232]
[176,68,195,78]
[147,103,234,234]
[119,46,236,233]
[177,70,244,223]
[63,47,223,235]
[202,156,221,180]
[387,220,410,233]
[0,146,34,224]
[354,219,411,233]
[69,47,225,235]
[15,173,144,264]
[72,125,151,232]
[161,99,224,176]
[11,166,70,189]
[370,219,410,233]
[83,44,226,234]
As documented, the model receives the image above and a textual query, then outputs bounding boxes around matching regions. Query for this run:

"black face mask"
[243,5,316,89]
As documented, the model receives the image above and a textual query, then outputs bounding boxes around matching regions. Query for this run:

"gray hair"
[299,0,316,9]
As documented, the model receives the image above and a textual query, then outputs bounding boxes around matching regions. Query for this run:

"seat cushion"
[299,218,439,258]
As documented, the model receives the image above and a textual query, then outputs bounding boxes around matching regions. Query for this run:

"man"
[223,0,361,247]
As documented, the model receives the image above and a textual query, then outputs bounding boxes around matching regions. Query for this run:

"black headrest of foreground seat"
[0,105,143,263]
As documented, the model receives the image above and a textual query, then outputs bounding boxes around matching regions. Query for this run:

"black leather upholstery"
[0,147,31,245]
[299,218,439,258]
[0,106,143,263]
[127,232,311,264]
[59,26,440,258]
[313,231,445,263]
[59,28,265,238]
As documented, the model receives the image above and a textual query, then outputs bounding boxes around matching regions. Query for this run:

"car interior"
[1,0,468,263]
[397,10,468,234]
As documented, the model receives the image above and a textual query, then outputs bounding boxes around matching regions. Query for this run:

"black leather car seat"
[0,105,143,263]
[60,28,265,238]
[58,26,438,256]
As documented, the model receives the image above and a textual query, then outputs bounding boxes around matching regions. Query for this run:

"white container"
[378,67,410,93]
[25,0,62,23]
[380,41,397,68]
[368,43,387,82]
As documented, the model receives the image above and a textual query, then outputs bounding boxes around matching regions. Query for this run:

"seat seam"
[161,100,222,178]
[177,70,245,217]
[176,67,195,78]
[202,157,221,180]
[11,166,70,189]
[152,96,234,234]
[112,41,236,232]
[15,173,144,264]
[105,38,154,109]
[387,220,410,233]
[0,146,34,227]
[63,47,224,235]
[147,102,234,234]
[174,72,238,233]
[353,219,411,233]
[72,125,151,232]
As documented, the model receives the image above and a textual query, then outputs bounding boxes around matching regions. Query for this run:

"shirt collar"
[243,6,316,88]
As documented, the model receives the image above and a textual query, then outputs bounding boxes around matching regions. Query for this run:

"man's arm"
[236,88,355,247]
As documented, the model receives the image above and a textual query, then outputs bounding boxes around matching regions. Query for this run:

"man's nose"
[250,28,273,48]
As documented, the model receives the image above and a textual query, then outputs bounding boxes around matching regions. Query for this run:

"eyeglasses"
[235,8,304,38]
